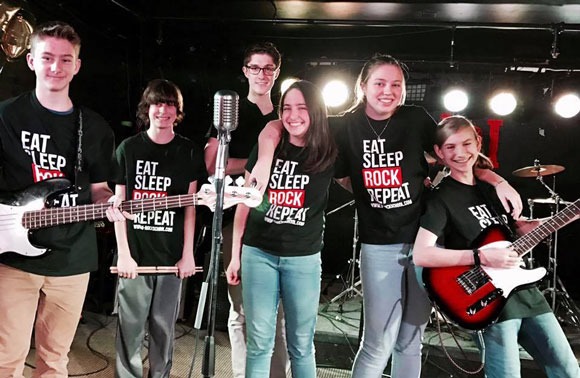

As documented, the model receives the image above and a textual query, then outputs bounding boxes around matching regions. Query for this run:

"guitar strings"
[512,201,579,254]
[9,187,258,229]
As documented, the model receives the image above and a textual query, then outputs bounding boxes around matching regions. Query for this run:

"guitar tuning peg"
[235,177,245,187]
[207,176,215,184]
[225,176,233,186]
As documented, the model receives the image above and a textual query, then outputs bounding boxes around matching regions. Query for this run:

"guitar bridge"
[466,288,503,316]
[456,266,491,295]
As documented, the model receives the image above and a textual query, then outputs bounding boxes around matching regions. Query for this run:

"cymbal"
[529,197,572,206]
[512,164,565,178]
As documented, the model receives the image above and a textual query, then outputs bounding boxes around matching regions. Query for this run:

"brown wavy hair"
[136,79,184,129]
[277,80,337,174]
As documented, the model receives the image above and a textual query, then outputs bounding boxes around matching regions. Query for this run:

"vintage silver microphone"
[200,90,239,378]
[213,90,239,134]
[211,90,239,179]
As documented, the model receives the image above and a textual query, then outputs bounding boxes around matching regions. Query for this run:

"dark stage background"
[1,1,579,299]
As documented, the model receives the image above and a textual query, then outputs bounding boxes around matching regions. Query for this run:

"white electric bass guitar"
[0,178,261,257]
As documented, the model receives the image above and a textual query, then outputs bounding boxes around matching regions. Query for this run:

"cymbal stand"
[542,200,580,327]
[533,161,580,326]
[533,160,560,309]
[533,159,561,203]
[325,200,363,306]
[527,198,536,266]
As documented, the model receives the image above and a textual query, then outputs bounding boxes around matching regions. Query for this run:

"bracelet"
[472,249,481,266]
[493,179,506,187]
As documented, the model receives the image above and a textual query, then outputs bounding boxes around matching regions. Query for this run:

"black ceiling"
[29,1,580,26]
[20,0,580,72]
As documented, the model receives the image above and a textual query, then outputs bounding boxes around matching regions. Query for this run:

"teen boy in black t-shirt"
[0,22,124,377]
[204,42,289,378]
[114,79,204,378]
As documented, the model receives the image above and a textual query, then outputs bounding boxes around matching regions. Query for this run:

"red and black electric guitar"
[422,198,580,330]
[0,178,261,258]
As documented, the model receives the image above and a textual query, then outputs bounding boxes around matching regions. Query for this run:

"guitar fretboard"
[22,194,198,229]
[512,199,580,256]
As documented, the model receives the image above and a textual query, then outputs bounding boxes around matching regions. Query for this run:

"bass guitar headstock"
[198,178,262,211]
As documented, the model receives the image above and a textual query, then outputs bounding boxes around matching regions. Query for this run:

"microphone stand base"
[201,335,215,377]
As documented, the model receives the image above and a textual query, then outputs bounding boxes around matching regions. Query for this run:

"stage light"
[554,93,580,118]
[443,89,469,112]
[322,80,349,107]
[280,78,298,94]
[489,92,517,116]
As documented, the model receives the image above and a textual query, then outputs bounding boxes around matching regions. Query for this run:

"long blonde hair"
[435,115,494,170]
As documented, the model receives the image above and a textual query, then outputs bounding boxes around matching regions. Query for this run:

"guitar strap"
[30,104,87,201]
[74,107,84,191]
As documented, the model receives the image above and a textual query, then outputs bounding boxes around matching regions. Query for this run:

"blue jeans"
[478,312,580,378]
[352,243,432,378]
[241,245,321,378]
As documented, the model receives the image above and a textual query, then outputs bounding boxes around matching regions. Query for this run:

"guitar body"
[423,225,547,330]
[0,178,72,257]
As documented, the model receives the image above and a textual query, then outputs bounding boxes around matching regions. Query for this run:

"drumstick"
[110,266,203,274]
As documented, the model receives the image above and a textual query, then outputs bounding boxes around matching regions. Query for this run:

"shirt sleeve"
[419,107,437,154]
[86,113,117,184]
[330,116,348,179]
[207,124,218,139]
[419,191,449,238]
[244,144,259,173]
[113,140,127,185]
[189,141,206,183]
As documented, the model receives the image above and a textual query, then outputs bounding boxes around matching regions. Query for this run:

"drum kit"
[512,159,580,327]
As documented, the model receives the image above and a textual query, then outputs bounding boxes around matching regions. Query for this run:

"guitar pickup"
[456,266,491,295]
[466,289,503,316]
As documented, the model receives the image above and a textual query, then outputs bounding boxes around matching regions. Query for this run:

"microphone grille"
[213,90,239,132]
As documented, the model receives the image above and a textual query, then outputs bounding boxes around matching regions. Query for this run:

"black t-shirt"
[420,177,551,322]
[115,132,205,266]
[242,144,335,257]
[0,91,116,276]
[333,105,436,245]
[209,97,277,159]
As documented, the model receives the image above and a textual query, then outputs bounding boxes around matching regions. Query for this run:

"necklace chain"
[365,115,391,139]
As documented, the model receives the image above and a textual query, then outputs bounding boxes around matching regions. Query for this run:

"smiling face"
[148,102,178,130]
[281,88,310,146]
[361,63,404,120]
[26,36,81,95]
[435,126,482,177]
[243,53,279,97]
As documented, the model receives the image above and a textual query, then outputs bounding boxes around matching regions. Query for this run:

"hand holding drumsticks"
[110,266,203,277]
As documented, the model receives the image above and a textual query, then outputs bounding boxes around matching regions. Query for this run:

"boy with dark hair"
[0,21,124,377]
[204,42,289,378]
[114,79,204,378]
[242,42,282,71]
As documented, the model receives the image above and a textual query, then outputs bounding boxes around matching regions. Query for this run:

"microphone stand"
[200,129,230,378]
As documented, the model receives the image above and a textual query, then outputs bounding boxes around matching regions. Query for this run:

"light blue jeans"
[478,312,580,378]
[352,243,432,378]
[241,245,321,378]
